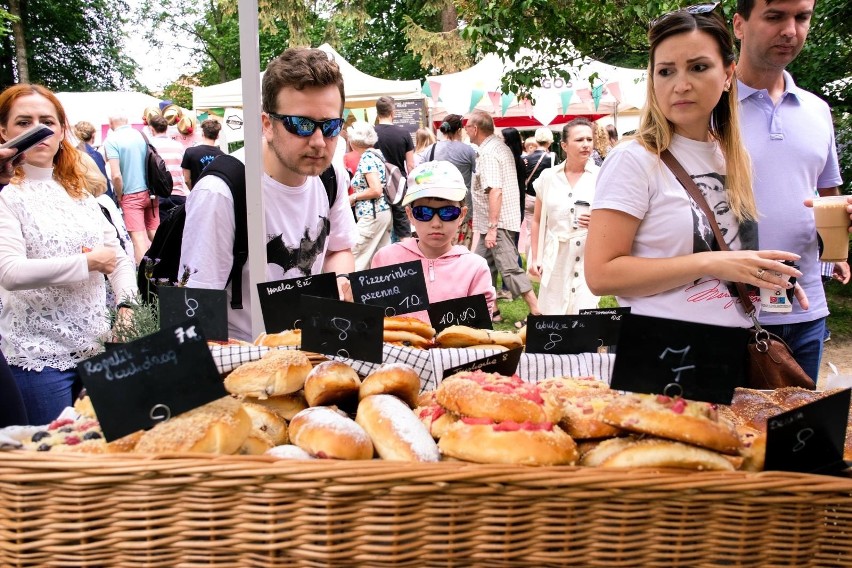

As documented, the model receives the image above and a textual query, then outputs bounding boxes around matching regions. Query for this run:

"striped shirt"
[150,135,189,197]
[471,135,522,233]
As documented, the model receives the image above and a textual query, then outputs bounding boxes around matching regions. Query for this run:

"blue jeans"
[10,365,82,426]
[761,317,826,382]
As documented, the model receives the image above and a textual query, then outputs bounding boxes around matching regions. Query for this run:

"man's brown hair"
[149,115,168,134]
[262,47,345,114]
[375,96,395,118]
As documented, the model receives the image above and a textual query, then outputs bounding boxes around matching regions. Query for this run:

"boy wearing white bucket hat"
[371,161,496,323]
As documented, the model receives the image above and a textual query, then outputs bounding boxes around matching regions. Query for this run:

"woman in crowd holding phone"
[347,121,392,271]
[585,3,803,327]
[0,84,136,425]
[528,117,600,315]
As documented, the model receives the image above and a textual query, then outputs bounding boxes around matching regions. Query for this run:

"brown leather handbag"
[661,150,815,390]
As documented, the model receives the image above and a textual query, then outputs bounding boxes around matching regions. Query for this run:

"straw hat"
[177,115,195,135]
[162,104,183,126]
[142,106,161,125]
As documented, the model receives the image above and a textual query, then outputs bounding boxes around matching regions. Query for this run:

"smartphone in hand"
[0,124,54,161]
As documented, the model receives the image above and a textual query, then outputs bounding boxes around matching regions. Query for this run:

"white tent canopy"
[192,43,423,111]
[56,91,163,146]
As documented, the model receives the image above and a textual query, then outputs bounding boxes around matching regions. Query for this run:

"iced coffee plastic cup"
[813,195,851,262]
[573,200,591,230]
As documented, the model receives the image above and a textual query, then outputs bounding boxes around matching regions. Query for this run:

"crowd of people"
[0,0,850,428]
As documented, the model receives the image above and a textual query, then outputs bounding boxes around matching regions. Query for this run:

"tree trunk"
[441,0,458,32]
[8,0,28,83]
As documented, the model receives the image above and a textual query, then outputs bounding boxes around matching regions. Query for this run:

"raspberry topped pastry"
[601,393,740,454]
[437,371,553,423]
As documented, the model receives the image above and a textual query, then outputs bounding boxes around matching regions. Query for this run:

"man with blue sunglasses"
[179,48,357,342]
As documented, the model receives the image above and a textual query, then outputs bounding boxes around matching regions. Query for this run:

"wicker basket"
[1,451,851,568]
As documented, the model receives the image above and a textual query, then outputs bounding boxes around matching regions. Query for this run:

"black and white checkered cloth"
[211,344,615,391]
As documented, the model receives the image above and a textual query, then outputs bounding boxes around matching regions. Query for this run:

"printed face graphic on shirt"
[689,172,757,253]
[266,215,330,277]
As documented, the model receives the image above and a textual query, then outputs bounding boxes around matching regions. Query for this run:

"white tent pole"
[237,0,266,340]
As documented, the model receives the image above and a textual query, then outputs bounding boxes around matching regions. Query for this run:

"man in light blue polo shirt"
[105,112,158,264]
[734,0,846,381]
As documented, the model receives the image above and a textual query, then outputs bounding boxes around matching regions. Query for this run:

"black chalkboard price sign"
[256,272,339,332]
[442,347,523,379]
[525,314,623,355]
[427,294,492,333]
[764,388,850,474]
[609,314,749,405]
[159,286,228,341]
[77,319,226,441]
[349,260,429,316]
[300,295,384,363]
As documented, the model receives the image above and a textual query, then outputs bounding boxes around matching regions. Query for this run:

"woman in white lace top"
[0,84,137,425]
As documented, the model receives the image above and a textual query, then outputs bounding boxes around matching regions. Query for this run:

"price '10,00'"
[440,307,476,326]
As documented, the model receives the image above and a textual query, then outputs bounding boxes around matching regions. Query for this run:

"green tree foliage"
[139,0,289,92]
[0,0,138,90]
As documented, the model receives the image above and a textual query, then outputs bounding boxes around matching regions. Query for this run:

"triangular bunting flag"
[343,108,351,120]
[592,85,603,110]
[606,81,623,103]
[576,88,592,104]
[487,91,502,114]
[500,93,514,117]
[469,89,485,112]
[429,80,442,103]
[421,80,432,98]
[520,98,533,117]
[560,90,574,114]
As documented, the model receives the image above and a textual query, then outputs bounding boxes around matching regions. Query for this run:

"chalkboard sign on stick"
[525,314,623,355]
[256,272,339,333]
[609,314,749,405]
[427,294,492,333]
[350,260,429,316]
[159,286,228,341]
[78,319,226,441]
[765,388,850,475]
[300,295,384,363]
[442,347,523,379]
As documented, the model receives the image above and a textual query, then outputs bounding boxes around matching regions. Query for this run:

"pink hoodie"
[371,239,496,324]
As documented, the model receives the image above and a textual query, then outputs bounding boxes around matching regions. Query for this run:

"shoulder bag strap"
[428,142,437,162]
[524,152,547,187]
[660,149,755,318]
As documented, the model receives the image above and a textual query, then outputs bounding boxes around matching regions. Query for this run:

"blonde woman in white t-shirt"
[585,4,805,327]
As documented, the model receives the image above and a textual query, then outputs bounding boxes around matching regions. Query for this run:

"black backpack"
[137,155,338,309]
[141,132,174,198]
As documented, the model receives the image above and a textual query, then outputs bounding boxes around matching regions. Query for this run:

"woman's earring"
[723,81,731,92]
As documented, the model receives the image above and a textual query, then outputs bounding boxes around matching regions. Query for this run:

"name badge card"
[443,347,524,379]
[300,295,384,363]
[349,260,430,316]
[765,389,850,475]
[78,319,226,441]
[256,272,339,332]
[609,314,749,405]
[427,294,492,333]
[525,314,623,355]
[159,286,228,341]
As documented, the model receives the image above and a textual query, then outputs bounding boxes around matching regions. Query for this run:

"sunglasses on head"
[410,205,462,222]
[650,2,719,29]
[267,112,344,138]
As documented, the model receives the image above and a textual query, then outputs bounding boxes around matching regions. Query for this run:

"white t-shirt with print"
[592,135,756,328]
[180,164,357,341]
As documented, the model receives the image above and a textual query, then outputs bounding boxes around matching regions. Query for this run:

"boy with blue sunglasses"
[371,161,496,324]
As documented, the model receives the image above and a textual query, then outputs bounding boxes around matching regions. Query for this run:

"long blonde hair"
[638,9,755,221]
[415,128,436,154]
